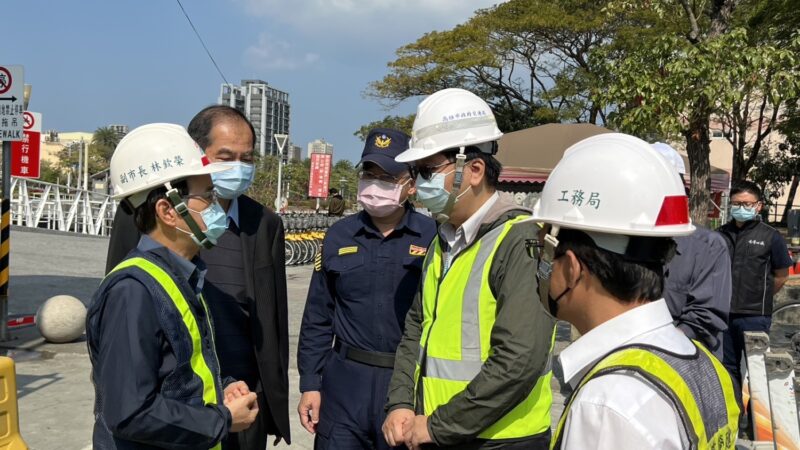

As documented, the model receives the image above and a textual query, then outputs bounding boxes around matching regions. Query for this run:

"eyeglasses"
[358,170,405,184]
[731,201,759,208]
[184,190,218,205]
[417,160,454,181]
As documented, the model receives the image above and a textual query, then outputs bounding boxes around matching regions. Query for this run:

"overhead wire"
[175,0,230,85]
[174,0,283,159]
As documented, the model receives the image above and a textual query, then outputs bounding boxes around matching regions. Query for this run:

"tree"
[331,160,359,205]
[597,0,750,225]
[38,160,62,184]
[355,115,416,141]
[720,0,800,181]
[91,126,122,163]
[249,155,279,209]
[56,141,108,189]
[366,0,615,132]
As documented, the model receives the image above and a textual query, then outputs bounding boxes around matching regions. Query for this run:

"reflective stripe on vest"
[551,341,739,450]
[415,215,554,439]
[111,257,223,450]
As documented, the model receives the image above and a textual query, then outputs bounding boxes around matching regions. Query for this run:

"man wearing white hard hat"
[650,142,732,360]
[86,124,258,449]
[533,133,738,449]
[382,88,555,449]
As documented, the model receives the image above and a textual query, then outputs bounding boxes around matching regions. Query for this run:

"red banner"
[11,111,42,178]
[308,153,332,198]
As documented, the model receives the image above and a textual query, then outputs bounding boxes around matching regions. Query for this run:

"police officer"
[532,133,738,449]
[297,128,437,449]
[86,124,258,449]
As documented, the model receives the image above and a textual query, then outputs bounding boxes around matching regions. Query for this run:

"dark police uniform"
[299,206,436,449]
[298,125,436,450]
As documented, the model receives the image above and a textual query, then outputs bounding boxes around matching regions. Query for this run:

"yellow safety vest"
[415,216,554,440]
[111,257,223,450]
[551,341,739,450]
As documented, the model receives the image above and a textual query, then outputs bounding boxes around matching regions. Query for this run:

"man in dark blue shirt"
[297,128,437,449]
[87,124,258,449]
[718,180,793,434]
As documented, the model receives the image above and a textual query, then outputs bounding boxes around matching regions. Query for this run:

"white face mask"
[357,179,408,218]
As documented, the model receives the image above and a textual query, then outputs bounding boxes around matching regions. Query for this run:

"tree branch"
[679,0,702,43]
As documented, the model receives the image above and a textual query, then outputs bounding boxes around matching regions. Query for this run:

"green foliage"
[355,115,415,141]
[366,0,614,131]
[248,156,359,211]
[38,160,62,184]
[331,159,360,205]
[748,145,799,201]
[56,141,108,185]
[91,126,121,163]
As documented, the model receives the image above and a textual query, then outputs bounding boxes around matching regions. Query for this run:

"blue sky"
[6,0,501,163]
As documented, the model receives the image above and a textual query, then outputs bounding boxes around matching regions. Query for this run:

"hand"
[382,408,415,447]
[297,391,322,434]
[225,391,259,433]
[403,415,432,450]
[224,381,250,403]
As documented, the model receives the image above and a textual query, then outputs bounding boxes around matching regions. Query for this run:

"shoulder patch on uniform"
[338,246,358,256]
[409,244,427,256]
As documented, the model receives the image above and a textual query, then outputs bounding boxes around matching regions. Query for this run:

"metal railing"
[9,177,116,236]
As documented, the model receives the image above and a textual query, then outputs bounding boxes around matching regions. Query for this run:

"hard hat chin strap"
[434,147,468,223]
[165,182,213,249]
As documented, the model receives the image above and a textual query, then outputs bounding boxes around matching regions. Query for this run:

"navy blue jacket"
[663,226,731,358]
[88,237,231,449]
[298,207,437,392]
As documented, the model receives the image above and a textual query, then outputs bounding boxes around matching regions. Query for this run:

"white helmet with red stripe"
[532,133,694,253]
[110,123,230,207]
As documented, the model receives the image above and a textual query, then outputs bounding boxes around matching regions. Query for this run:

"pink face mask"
[357,179,408,218]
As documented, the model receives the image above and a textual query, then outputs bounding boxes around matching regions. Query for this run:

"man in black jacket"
[718,180,792,415]
[105,106,291,448]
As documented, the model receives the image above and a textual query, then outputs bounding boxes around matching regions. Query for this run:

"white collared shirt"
[557,300,695,449]
[439,193,498,271]
[226,196,240,228]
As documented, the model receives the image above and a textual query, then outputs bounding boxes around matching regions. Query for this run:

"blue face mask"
[211,162,255,199]
[178,200,228,247]
[731,205,758,222]
[415,171,453,214]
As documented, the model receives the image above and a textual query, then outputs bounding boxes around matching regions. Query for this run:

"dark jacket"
[88,244,231,449]
[327,195,345,216]
[386,196,555,446]
[104,195,291,443]
[663,226,731,358]
[718,219,787,316]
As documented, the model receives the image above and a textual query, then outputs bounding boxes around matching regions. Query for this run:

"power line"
[175,0,230,86]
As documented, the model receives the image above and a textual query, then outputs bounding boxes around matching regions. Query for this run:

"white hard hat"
[395,88,503,163]
[651,142,686,175]
[532,133,695,248]
[110,123,230,207]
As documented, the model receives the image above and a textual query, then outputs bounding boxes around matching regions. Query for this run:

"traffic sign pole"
[0,66,26,342]
[274,134,288,212]
[1,140,11,341]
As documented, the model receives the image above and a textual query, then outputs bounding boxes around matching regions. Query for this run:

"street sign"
[0,66,24,141]
[309,153,332,198]
[11,111,41,178]
[274,134,288,153]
